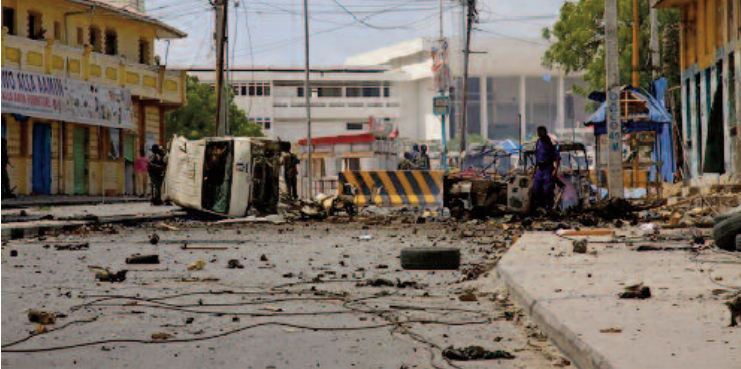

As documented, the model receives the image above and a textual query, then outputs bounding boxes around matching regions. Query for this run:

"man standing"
[531,126,559,211]
[283,152,299,200]
[418,144,431,170]
[134,148,149,197]
[148,144,167,205]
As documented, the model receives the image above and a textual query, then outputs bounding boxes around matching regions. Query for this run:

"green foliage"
[542,0,680,93]
[165,76,263,140]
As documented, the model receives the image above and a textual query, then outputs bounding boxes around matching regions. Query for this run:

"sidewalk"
[1,202,185,239]
[497,232,740,369]
[2,195,146,209]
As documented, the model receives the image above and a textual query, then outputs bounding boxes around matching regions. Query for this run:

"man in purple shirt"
[532,126,559,211]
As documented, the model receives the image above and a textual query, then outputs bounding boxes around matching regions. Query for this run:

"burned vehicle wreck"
[164,136,289,217]
[444,141,595,218]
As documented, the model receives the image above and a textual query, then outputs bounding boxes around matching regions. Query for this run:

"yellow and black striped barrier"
[338,170,444,208]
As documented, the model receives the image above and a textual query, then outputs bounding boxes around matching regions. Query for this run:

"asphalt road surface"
[2,218,568,369]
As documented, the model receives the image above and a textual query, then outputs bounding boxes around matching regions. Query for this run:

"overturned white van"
[163,135,289,217]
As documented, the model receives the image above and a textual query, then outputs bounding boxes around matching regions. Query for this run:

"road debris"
[156,222,179,231]
[27,309,56,325]
[619,283,651,299]
[227,259,244,269]
[187,260,206,271]
[149,233,160,245]
[442,346,515,361]
[599,327,622,333]
[458,290,478,302]
[726,295,741,327]
[125,254,160,264]
[400,247,460,270]
[9,250,18,257]
[180,244,228,250]
[89,266,128,282]
[572,239,588,254]
[53,242,90,251]
[150,332,173,341]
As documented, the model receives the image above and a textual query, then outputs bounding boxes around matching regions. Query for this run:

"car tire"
[400,247,460,270]
[713,211,741,251]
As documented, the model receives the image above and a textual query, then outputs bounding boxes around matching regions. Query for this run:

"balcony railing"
[272,97,400,109]
[1,33,185,105]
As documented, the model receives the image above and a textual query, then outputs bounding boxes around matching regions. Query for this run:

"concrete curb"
[1,211,186,240]
[496,260,614,369]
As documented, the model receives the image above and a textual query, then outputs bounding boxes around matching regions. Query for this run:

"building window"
[27,11,43,40]
[264,85,271,96]
[76,27,83,45]
[89,26,102,52]
[345,158,360,171]
[383,86,390,97]
[318,87,342,97]
[362,87,380,97]
[346,87,360,97]
[241,85,247,96]
[232,85,239,95]
[2,7,16,35]
[138,39,150,64]
[264,118,271,130]
[346,122,364,131]
[104,29,117,55]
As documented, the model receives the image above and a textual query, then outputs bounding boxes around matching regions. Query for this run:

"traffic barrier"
[338,170,444,208]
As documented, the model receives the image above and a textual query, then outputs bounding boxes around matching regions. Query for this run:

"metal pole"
[214,0,228,136]
[303,0,313,199]
[459,0,474,153]
[649,0,660,80]
[517,113,522,166]
[439,0,444,39]
[605,0,625,198]
[441,113,448,170]
[631,0,640,87]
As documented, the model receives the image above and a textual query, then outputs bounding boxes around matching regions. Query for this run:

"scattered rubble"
[227,259,244,269]
[619,283,651,299]
[187,260,206,271]
[442,346,515,361]
[150,332,173,341]
[53,242,90,251]
[726,295,741,327]
[89,266,128,282]
[572,239,588,254]
[27,309,56,325]
[149,233,160,245]
[599,327,622,333]
[125,254,160,264]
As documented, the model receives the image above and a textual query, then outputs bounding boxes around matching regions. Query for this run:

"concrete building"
[656,0,741,182]
[1,0,186,196]
[186,67,400,144]
[346,37,592,147]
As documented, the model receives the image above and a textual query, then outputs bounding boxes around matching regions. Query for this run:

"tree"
[166,76,263,140]
[541,0,680,94]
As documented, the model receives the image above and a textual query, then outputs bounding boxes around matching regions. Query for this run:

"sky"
[146,0,566,68]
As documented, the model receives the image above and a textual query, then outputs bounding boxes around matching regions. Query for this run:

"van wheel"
[400,247,460,270]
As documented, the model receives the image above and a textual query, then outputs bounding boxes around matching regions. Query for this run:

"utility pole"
[214,0,228,136]
[631,0,640,87]
[458,0,476,153]
[303,0,313,199]
[605,0,624,198]
[649,0,660,79]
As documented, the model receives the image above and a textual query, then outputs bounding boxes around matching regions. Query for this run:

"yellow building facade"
[1,0,185,196]
[657,0,741,181]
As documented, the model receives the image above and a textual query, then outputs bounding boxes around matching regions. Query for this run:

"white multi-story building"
[187,67,400,144]
[186,37,593,154]
[347,37,592,146]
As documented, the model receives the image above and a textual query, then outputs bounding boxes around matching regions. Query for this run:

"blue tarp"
[583,81,675,182]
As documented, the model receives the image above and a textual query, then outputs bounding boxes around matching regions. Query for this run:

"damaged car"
[164,135,290,217]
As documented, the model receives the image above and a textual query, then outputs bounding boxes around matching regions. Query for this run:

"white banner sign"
[1,68,133,129]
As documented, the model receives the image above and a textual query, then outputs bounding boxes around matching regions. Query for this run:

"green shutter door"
[73,127,88,195]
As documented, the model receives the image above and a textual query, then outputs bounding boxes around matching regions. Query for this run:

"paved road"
[2,219,567,369]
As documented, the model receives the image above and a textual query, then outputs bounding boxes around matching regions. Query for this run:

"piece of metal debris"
[28,309,56,325]
[126,254,160,264]
[442,346,515,361]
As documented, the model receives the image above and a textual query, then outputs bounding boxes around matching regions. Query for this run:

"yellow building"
[656,0,741,182]
[1,0,186,196]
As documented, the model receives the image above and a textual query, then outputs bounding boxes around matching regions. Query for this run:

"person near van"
[148,144,167,205]
[283,152,299,200]
[417,144,431,170]
[134,148,149,197]
[531,126,559,211]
